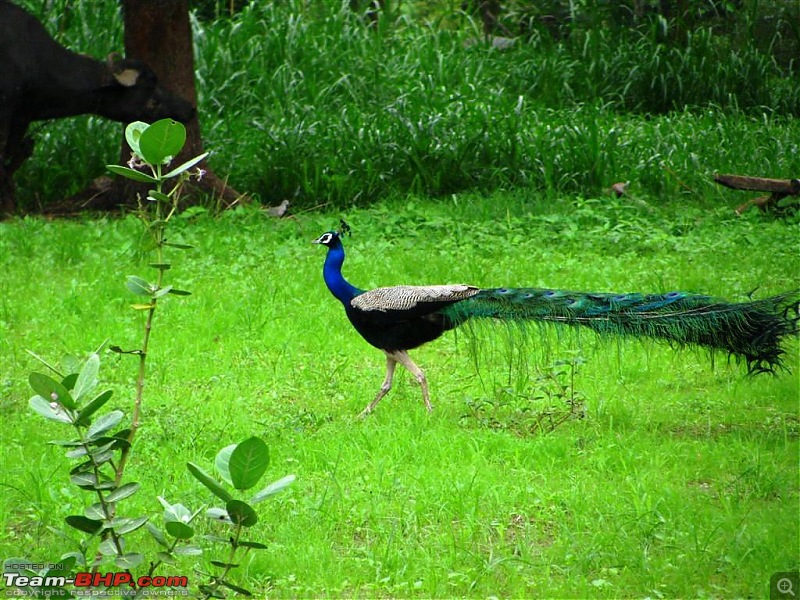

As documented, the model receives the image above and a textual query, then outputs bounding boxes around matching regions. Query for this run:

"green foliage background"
[10,0,800,209]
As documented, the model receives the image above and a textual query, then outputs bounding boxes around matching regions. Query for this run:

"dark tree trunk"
[107,0,238,209]
[464,0,503,36]
[350,0,386,27]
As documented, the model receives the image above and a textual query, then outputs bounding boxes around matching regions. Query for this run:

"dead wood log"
[713,174,800,215]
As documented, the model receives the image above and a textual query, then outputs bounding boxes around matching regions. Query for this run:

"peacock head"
[313,220,351,248]
[312,231,340,248]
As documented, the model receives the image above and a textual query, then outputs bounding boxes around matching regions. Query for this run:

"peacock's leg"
[391,350,432,412]
[359,351,398,417]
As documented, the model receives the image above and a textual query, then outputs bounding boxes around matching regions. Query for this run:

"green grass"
[1,194,798,597]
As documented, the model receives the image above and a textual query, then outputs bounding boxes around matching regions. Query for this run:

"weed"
[461,355,587,436]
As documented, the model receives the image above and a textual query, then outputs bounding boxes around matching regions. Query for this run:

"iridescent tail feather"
[444,288,800,373]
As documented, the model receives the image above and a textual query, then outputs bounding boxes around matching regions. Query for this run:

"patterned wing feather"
[351,284,479,312]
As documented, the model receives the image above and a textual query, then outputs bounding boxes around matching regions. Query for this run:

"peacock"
[313,223,799,416]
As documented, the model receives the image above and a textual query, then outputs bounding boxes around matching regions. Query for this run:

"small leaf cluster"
[106,119,205,314]
[461,355,587,436]
[23,353,203,592]
[27,353,151,569]
[107,119,207,190]
[145,498,204,566]
[188,437,295,598]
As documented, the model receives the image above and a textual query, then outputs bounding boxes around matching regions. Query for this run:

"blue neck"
[323,241,363,305]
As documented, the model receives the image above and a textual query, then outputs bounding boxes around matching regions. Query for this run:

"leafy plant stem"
[73,419,130,579]
[116,179,167,488]
[203,523,243,600]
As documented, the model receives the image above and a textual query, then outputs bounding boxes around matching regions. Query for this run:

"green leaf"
[187,462,233,502]
[99,428,131,450]
[163,151,209,179]
[149,218,169,230]
[218,579,253,596]
[86,410,124,440]
[229,437,269,491]
[75,390,113,426]
[90,450,114,467]
[125,121,149,155]
[85,503,110,521]
[98,537,119,556]
[108,516,148,535]
[165,521,194,540]
[198,584,225,598]
[156,551,177,565]
[106,165,158,184]
[167,288,192,296]
[147,190,171,203]
[59,551,85,567]
[237,540,268,550]
[146,523,169,548]
[131,303,155,310]
[61,372,79,391]
[163,502,192,524]
[48,439,83,447]
[126,275,153,297]
[225,500,258,527]
[69,460,92,474]
[152,285,173,299]
[106,482,141,503]
[163,241,194,250]
[149,262,172,271]
[72,353,99,402]
[29,372,76,410]
[139,119,186,165]
[206,508,232,524]
[70,472,97,489]
[173,545,202,556]
[115,553,144,569]
[65,445,89,459]
[215,444,236,485]
[210,560,239,569]
[29,395,72,423]
[60,354,81,376]
[204,534,230,544]
[65,515,103,535]
[251,474,295,504]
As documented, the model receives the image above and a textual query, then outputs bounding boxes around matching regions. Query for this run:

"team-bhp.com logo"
[3,567,189,596]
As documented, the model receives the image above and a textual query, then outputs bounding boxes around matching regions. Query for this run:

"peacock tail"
[443,287,800,373]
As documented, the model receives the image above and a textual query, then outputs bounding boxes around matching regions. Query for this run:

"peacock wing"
[351,284,479,313]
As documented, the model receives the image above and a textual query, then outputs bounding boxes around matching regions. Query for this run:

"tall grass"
[11,1,800,209]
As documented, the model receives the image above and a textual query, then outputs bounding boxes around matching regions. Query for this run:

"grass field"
[1,194,797,597]
[3,4,800,596]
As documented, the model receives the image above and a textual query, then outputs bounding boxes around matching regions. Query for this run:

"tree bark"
[349,0,386,27]
[714,174,800,195]
[714,174,800,215]
[108,0,238,209]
